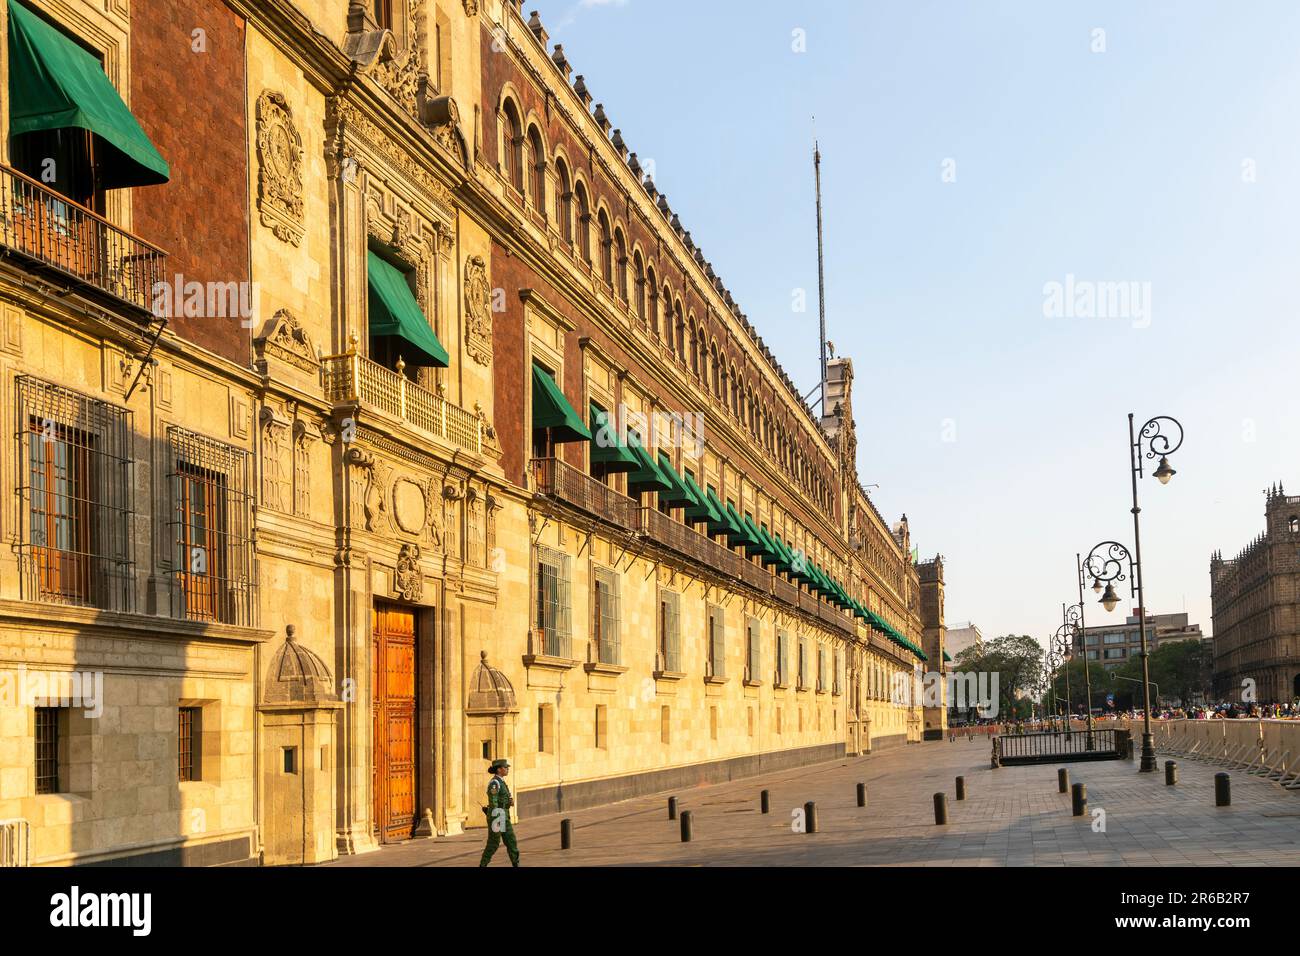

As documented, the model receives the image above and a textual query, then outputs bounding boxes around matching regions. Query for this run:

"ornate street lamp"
[1066,560,1097,746]
[1124,414,1184,772]
[1052,620,1076,727]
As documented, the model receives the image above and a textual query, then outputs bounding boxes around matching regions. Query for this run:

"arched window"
[597,209,612,284]
[527,125,546,212]
[574,181,591,263]
[647,268,660,335]
[674,302,684,358]
[501,99,523,193]
[614,227,628,301]
[555,158,572,243]
[689,322,700,377]
[1290,516,1299,534]
[633,252,646,320]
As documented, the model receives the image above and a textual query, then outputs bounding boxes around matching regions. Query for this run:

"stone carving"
[464,254,493,366]
[344,1,423,119]
[255,91,305,246]
[394,542,423,602]
[260,407,291,514]
[345,447,388,531]
[392,477,427,535]
[424,476,445,550]
[475,402,501,460]
[292,418,313,518]
[462,0,478,15]
[327,97,456,211]
[255,309,318,372]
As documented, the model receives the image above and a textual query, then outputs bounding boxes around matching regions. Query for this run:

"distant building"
[1210,483,1300,703]
[945,622,983,660]
[1078,611,1204,672]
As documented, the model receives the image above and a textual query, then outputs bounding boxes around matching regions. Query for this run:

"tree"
[954,634,1043,722]
[1047,657,1117,715]
[1112,640,1209,706]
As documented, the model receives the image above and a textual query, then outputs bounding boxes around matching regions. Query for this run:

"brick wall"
[130,0,251,366]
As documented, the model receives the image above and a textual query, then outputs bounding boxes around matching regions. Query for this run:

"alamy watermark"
[1042,273,1151,329]
[891,669,1000,718]
[152,274,261,328]
[591,403,706,460]
[0,665,104,718]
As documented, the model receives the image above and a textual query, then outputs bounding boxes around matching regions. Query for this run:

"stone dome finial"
[467,651,517,715]
[264,625,338,706]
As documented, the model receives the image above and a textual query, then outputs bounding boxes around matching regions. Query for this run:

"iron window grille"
[34,707,60,794]
[658,591,681,672]
[15,377,135,611]
[593,566,622,665]
[178,706,200,782]
[535,545,572,658]
[707,606,725,678]
[745,619,760,682]
[775,630,788,686]
[166,426,256,626]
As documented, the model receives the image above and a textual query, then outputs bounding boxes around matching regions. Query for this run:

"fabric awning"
[368,251,449,367]
[740,515,768,559]
[7,0,169,189]
[531,362,590,443]
[943,650,952,663]
[681,473,720,527]
[723,503,758,550]
[655,453,697,506]
[626,435,672,495]
[702,488,732,537]
[752,522,784,569]
[589,404,639,473]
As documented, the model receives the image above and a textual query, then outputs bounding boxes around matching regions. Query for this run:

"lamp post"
[1067,557,1096,745]
[1046,650,1064,727]
[1053,619,1075,728]
[1126,413,1184,772]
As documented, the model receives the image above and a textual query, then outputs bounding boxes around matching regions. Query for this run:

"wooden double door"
[372,603,419,843]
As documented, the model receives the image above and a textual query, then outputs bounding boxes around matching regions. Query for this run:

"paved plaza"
[326,737,1300,867]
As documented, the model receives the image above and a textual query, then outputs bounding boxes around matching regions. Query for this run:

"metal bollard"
[856,783,867,808]
[804,801,818,834]
[680,810,693,842]
[1071,783,1087,817]
[667,796,678,820]
[955,776,966,801]
[760,789,770,814]
[560,818,573,850]
[1058,768,1070,794]
[1215,772,1231,807]
[1165,761,1178,786]
[933,792,948,825]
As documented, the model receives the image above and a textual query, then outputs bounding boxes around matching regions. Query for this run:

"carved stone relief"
[255,91,305,246]
[255,308,319,373]
[463,254,493,366]
[394,542,424,602]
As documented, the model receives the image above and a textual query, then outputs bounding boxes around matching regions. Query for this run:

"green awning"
[368,251,449,367]
[702,488,732,537]
[682,474,720,527]
[7,0,169,189]
[626,435,672,495]
[531,362,590,443]
[589,404,639,473]
[656,452,698,507]
[752,522,784,569]
[740,515,768,559]
[942,650,952,663]
[723,503,758,550]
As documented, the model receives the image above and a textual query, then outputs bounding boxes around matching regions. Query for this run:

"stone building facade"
[0,0,936,866]
[1210,483,1300,704]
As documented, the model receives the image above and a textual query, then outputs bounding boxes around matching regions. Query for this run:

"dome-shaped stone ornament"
[467,651,516,715]
[264,625,338,705]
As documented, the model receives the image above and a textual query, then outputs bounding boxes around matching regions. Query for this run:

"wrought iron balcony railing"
[0,163,166,315]
[322,349,484,453]
[533,457,639,531]
[638,507,749,581]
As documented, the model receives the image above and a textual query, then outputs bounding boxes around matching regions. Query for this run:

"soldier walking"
[479,758,519,867]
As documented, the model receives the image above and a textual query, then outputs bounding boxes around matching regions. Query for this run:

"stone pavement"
[326,737,1300,866]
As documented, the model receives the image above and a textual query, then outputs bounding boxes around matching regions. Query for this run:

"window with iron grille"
[818,646,827,692]
[178,706,201,782]
[535,545,572,658]
[775,629,788,686]
[745,618,760,682]
[593,566,621,665]
[15,377,134,611]
[34,707,60,794]
[798,638,808,689]
[658,590,681,672]
[833,650,842,696]
[707,605,725,678]
[166,427,255,626]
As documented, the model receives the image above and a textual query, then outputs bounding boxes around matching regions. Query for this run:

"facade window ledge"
[523,654,579,672]
[796,684,810,693]
[743,678,762,688]
[703,675,729,686]
[816,687,828,695]
[653,669,685,682]
[583,661,627,676]
[773,680,789,690]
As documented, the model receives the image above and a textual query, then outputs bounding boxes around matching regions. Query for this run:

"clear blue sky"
[541,0,1300,649]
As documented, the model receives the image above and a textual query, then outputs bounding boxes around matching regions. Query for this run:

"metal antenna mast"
[813,134,828,412]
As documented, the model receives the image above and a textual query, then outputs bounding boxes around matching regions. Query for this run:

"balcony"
[533,457,639,531]
[0,163,166,317]
[638,507,747,581]
[322,349,484,453]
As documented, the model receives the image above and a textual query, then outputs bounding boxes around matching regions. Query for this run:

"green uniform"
[479,774,519,867]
